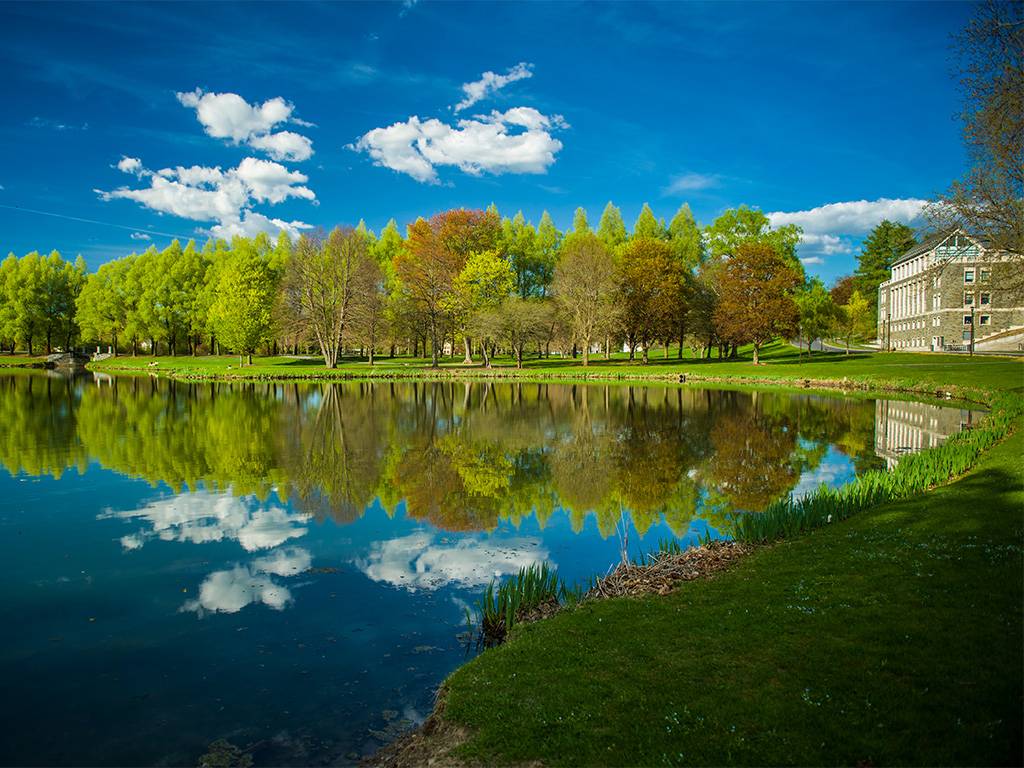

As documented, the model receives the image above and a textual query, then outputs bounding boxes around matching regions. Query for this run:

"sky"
[0,0,975,282]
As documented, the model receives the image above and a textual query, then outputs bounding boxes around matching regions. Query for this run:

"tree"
[835,289,871,354]
[794,278,838,357]
[449,249,515,367]
[925,0,1023,272]
[77,258,130,354]
[571,207,590,234]
[349,255,386,365]
[633,203,666,240]
[534,211,561,297]
[477,297,553,368]
[502,211,541,298]
[394,209,501,366]
[854,220,917,321]
[597,202,627,249]
[829,274,856,306]
[617,237,686,364]
[552,233,617,367]
[668,203,703,271]
[706,205,803,275]
[714,242,801,364]
[280,227,370,368]
[209,238,280,365]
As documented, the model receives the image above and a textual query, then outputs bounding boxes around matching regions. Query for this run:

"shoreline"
[369,380,1020,767]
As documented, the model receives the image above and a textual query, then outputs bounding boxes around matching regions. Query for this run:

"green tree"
[835,289,871,354]
[571,207,590,235]
[450,249,515,367]
[597,202,627,249]
[794,278,838,357]
[706,206,803,275]
[534,211,561,296]
[617,238,686,363]
[854,220,917,321]
[667,203,703,271]
[633,203,666,240]
[209,238,280,365]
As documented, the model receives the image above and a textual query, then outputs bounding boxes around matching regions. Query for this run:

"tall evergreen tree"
[572,207,591,234]
[668,203,703,270]
[596,202,627,248]
[853,220,917,320]
[633,203,666,239]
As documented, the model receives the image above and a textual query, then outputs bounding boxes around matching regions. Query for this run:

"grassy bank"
[88,342,1023,395]
[433,415,1023,766]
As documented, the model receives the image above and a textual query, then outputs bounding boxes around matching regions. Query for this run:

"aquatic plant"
[470,563,579,645]
[734,392,1020,544]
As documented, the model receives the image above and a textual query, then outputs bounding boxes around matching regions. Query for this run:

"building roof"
[890,228,992,268]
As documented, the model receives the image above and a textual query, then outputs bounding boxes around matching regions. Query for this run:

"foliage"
[209,237,280,364]
[925,0,1023,271]
[794,278,838,355]
[552,233,618,366]
[714,242,801,364]
[854,220,918,319]
[705,205,803,272]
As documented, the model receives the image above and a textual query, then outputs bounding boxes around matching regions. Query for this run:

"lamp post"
[969,304,975,357]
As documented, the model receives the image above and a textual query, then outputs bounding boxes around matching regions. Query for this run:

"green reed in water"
[734,392,1020,544]
[468,563,581,645]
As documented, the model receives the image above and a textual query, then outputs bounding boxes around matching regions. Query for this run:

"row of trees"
[1,202,878,367]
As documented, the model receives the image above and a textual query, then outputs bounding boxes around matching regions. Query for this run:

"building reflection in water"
[874,399,979,468]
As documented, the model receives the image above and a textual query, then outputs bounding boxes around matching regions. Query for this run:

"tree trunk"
[642,344,649,365]
[753,343,760,365]
[247,352,253,365]
[515,346,523,369]
[463,336,473,364]
[582,336,590,367]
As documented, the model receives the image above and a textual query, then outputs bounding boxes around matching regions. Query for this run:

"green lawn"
[441,424,1024,766]
[89,342,1024,394]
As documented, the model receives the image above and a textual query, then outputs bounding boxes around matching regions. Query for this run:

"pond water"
[0,371,981,766]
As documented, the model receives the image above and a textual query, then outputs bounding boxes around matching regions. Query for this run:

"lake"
[0,371,981,766]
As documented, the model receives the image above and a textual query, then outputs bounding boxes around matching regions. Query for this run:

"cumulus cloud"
[355,531,549,592]
[662,172,720,195]
[454,62,533,112]
[182,564,293,615]
[353,107,566,184]
[129,231,151,241]
[798,233,853,256]
[99,490,309,552]
[176,88,314,161]
[767,198,927,236]
[800,256,825,266]
[97,156,314,240]
[247,130,313,162]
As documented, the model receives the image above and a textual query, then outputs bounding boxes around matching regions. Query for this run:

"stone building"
[877,230,1024,352]
[874,399,980,469]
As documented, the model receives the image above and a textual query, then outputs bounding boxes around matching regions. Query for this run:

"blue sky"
[0,0,973,282]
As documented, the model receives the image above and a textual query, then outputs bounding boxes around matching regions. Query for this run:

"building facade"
[877,230,1024,352]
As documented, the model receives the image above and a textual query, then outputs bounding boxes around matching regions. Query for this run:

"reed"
[471,563,577,645]
[734,393,1020,544]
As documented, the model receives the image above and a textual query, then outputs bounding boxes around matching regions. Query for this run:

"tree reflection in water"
[0,372,910,536]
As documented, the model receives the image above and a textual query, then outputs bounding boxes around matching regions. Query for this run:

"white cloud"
[662,172,720,195]
[129,231,151,241]
[182,564,293,615]
[98,157,313,240]
[99,490,309,552]
[767,198,927,236]
[253,546,313,577]
[353,107,566,184]
[454,62,533,112]
[798,233,853,256]
[800,256,825,266]
[355,531,549,592]
[248,130,313,162]
[116,156,145,176]
[176,88,314,161]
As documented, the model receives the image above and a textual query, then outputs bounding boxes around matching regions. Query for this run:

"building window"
[963,315,973,325]
[964,292,974,306]
[964,268,975,284]
[980,315,991,326]
[980,268,991,281]
[980,292,991,305]
[963,330,971,342]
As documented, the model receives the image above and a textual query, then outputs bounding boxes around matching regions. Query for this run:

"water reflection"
[0,372,984,766]
[357,533,549,592]
[0,374,982,532]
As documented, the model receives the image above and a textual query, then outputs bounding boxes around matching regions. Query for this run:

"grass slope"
[442,427,1024,766]
[89,342,1024,393]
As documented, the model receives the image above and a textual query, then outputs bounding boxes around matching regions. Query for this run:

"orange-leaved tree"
[714,242,801,365]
